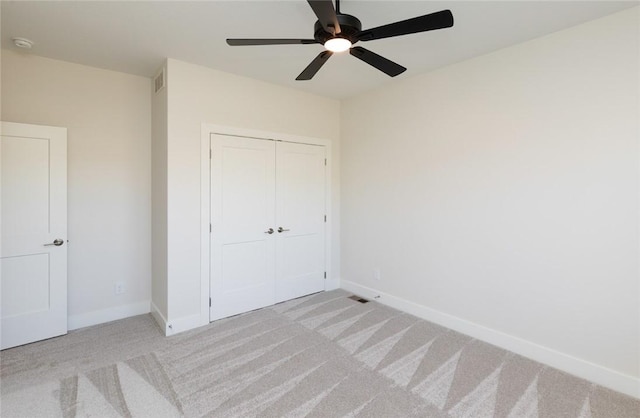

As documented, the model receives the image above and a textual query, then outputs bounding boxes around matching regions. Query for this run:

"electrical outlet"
[373,268,381,281]
[114,281,125,295]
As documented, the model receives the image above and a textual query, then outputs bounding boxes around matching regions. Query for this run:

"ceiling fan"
[226,0,454,80]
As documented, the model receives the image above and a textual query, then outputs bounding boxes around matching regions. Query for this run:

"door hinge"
[210,223,212,233]
[324,215,327,222]
[209,297,211,307]
[209,149,212,159]
[324,158,327,166]
[324,272,327,279]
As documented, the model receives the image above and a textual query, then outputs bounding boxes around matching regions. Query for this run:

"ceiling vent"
[154,68,165,93]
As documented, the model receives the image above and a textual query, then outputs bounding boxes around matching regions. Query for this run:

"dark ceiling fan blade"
[227,39,318,46]
[349,47,406,77]
[296,51,333,80]
[357,9,453,41]
[307,0,341,34]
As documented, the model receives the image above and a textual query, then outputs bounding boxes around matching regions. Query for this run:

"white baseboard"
[150,301,168,334]
[150,302,207,336]
[340,279,640,399]
[165,313,207,336]
[68,301,150,331]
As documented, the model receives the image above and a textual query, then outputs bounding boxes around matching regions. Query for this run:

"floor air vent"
[348,295,369,304]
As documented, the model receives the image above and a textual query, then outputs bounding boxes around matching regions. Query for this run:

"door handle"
[277,227,290,233]
[264,228,274,234]
[44,239,64,247]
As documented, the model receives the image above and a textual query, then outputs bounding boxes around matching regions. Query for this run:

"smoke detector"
[13,38,34,49]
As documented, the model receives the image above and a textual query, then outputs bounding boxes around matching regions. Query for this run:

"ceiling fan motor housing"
[314,14,362,44]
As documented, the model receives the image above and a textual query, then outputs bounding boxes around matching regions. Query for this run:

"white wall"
[341,7,639,396]
[161,59,340,329]
[151,63,168,322]
[1,50,152,328]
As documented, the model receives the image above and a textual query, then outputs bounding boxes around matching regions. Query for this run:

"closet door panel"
[210,134,276,320]
[275,142,326,303]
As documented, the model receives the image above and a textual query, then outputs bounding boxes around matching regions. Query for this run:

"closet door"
[210,134,276,320]
[275,142,326,303]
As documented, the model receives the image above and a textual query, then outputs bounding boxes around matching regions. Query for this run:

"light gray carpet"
[1,289,638,417]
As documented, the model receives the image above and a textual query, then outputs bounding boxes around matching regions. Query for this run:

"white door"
[275,142,326,302]
[210,135,327,320]
[1,122,67,349]
[210,134,276,320]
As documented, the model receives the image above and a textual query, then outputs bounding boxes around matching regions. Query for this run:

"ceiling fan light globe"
[324,38,352,53]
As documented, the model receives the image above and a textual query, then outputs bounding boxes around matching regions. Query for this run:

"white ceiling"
[2,1,637,99]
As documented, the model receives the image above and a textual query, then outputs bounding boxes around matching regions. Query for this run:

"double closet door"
[210,134,326,321]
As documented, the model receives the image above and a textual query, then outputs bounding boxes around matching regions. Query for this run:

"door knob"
[277,227,290,233]
[44,239,64,247]
[264,228,274,234]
